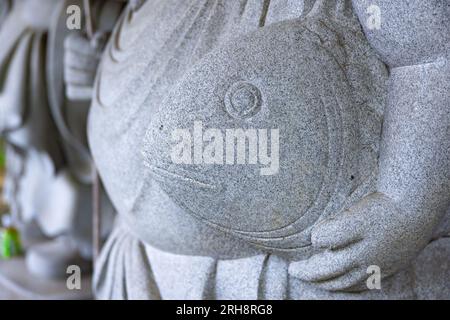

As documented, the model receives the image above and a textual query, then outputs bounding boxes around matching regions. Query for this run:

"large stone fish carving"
[144,16,386,256]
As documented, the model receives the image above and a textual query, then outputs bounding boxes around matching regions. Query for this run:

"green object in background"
[0,227,23,259]
[0,139,5,169]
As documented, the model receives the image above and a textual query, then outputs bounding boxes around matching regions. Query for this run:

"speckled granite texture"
[89,0,449,299]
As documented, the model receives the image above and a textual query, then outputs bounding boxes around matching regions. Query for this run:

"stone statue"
[44,0,122,260]
[0,0,120,284]
[80,0,448,299]
[0,0,65,242]
[0,0,10,26]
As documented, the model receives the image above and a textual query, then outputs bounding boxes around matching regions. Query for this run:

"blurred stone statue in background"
[0,0,64,245]
[0,0,122,297]
[0,0,10,26]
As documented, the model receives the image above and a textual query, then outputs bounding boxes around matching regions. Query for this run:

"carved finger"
[64,49,100,71]
[66,85,93,101]
[313,267,368,292]
[64,32,99,56]
[64,67,96,86]
[288,249,357,282]
[311,215,363,249]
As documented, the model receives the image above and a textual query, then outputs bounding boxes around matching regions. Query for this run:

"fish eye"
[224,81,262,120]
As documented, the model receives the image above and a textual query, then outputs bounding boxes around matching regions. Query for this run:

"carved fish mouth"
[145,164,222,192]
